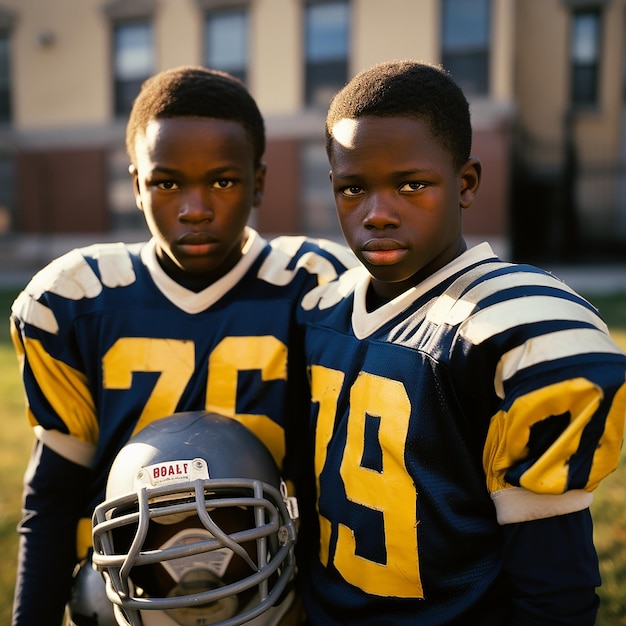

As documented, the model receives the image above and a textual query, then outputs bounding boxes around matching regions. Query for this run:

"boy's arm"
[481,324,625,624]
[501,509,600,626]
[10,288,98,625]
[12,440,92,626]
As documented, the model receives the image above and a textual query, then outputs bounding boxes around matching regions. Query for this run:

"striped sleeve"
[453,264,626,523]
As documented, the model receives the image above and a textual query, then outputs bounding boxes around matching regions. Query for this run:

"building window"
[0,31,11,123]
[113,20,154,117]
[304,0,349,108]
[441,0,490,96]
[204,7,248,82]
[570,9,601,107]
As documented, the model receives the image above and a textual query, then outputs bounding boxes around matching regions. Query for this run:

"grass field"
[0,286,625,624]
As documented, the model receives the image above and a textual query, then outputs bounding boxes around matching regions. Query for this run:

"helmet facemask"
[91,413,298,626]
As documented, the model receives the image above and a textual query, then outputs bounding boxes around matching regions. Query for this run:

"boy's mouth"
[178,232,219,246]
[361,239,408,265]
[175,233,221,257]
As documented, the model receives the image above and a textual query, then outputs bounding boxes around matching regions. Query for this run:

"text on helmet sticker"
[134,458,210,489]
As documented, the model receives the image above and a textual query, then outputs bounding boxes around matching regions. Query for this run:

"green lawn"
[584,290,626,624]
[0,287,625,624]
[0,287,31,624]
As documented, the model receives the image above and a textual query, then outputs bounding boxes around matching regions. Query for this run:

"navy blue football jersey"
[10,228,355,557]
[296,242,626,625]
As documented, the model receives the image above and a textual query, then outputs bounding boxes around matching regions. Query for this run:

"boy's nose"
[179,189,213,222]
[363,194,399,229]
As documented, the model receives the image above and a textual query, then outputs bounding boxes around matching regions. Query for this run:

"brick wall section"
[17,148,108,233]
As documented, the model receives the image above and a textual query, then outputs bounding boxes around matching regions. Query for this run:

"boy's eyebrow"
[332,167,437,179]
[147,164,245,176]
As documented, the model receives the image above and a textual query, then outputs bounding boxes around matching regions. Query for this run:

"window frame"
[203,6,249,83]
[111,19,155,118]
[569,7,603,109]
[104,0,156,119]
[441,0,491,97]
[303,0,350,109]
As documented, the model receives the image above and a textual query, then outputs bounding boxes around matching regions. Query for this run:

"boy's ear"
[459,157,481,209]
[253,162,267,207]
[129,164,143,211]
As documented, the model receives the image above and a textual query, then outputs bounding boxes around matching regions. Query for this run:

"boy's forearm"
[12,441,91,626]
[13,532,75,625]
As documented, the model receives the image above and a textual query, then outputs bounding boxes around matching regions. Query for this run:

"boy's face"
[131,117,265,283]
[329,115,480,301]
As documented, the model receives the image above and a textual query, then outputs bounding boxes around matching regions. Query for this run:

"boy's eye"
[156,181,179,191]
[400,182,426,192]
[342,186,364,197]
[213,179,235,189]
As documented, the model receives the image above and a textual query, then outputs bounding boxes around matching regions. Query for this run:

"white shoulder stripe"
[494,327,624,398]
[11,243,139,333]
[30,248,103,300]
[429,269,578,327]
[84,242,136,288]
[261,235,350,287]
[301,266,361,312]
[426,262,510,325]
[268,235,307,255]
[11,291,59,334]
[260,250,338,287]
[460,295,608,345]
[12,248,105,334]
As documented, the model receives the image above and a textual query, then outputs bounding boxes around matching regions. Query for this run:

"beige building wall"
[351,0,440,73]
[254,0,302,114]
[491,0,515,103]
[10,0,109,129]
[157,0,202,70]
[514,0,569,159]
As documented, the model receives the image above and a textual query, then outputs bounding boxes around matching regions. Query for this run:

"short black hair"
[126,66,265,167]
[326,60,472,171]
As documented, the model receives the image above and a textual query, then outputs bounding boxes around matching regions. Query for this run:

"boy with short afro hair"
[296,60,626,624]
[324,59,471,170]
[126,66,266,167]
[10,65,354,625]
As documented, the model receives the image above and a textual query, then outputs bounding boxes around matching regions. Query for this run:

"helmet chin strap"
[139,589,296,626]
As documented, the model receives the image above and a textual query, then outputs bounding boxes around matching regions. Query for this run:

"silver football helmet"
[91,412,298,626]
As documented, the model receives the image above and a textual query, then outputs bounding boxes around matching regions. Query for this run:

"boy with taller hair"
[296,59,626,625]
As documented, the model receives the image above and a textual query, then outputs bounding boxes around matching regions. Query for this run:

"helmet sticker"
[134,458,210,489]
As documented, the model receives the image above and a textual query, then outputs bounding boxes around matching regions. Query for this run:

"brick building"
[0,0,624,265]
